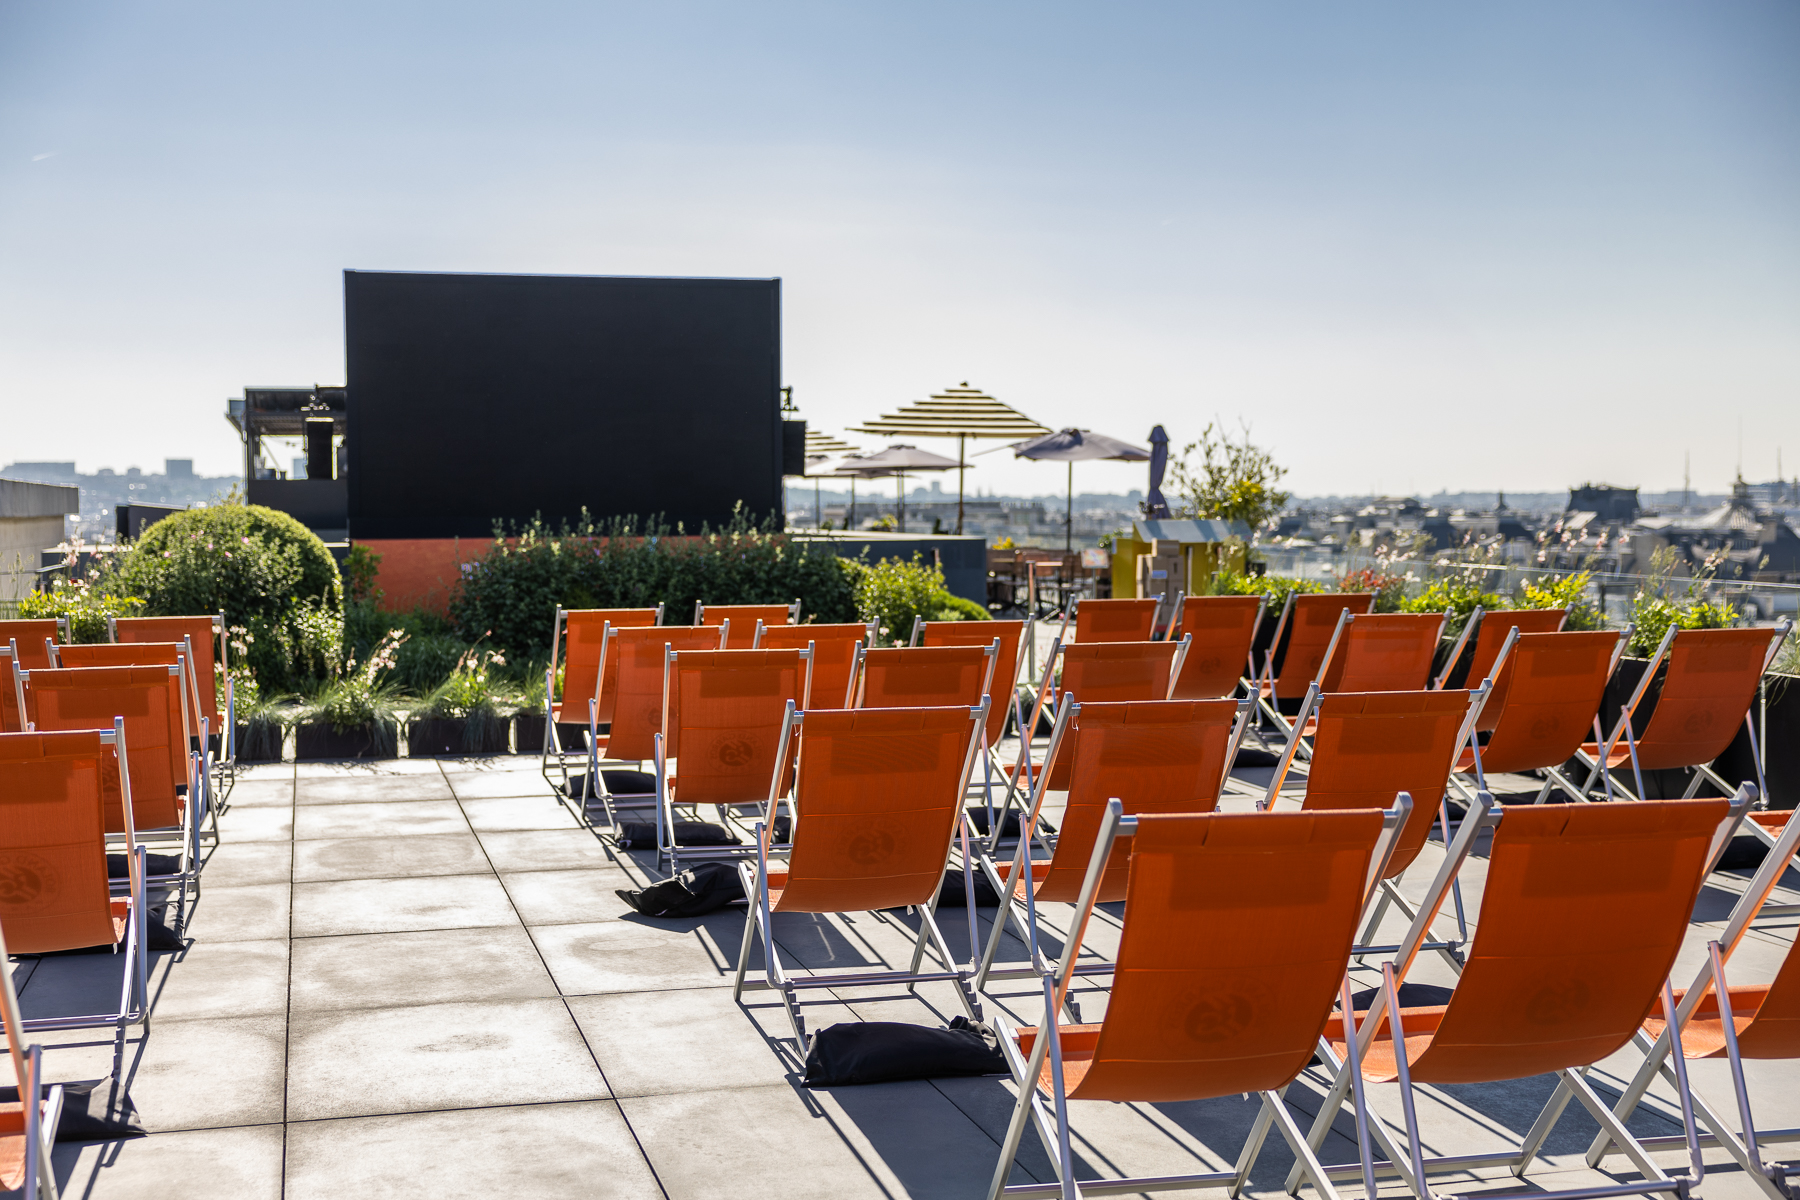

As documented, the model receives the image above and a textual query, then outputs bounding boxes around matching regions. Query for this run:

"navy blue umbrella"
[1144,425,1172,519]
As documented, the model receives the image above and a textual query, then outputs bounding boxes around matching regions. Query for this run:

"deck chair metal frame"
[0,720,151,1068]
[1576,619,1792,805]
[1429,605,1568,692]
[846,640,1000,710]
[554,621,726,828]
[984,798,1411,1200]
[1251,592,1375,744]
[652,645,813,872]
[112,613,229,809]
[911,617,1034,825]
[1286,792,1749,1200]
[539,605,664,787]
[0,917,64,1200]
[17,662,207,923]
[1586,785,1800,1199]
[733,701,990,1050]
[1167,594,1266,701]
[974,692,1251,990]
[1261,682,1490,969]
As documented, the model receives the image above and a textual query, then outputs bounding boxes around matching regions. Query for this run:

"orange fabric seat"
[1450,630,1621,780]
[0,621,64,671]
[1318,612,1445,694]
[697,603,796,649]
[1167,595,1262,700]
[1013,640,1184,791]
[595,625,729,762]
[851,644,994,710]
[915,619,1026,749]
[1447,608,1567,729]
[21,664,192,831]
[1069,597,1157,643]
[546,607,660,724]
[1262,592,1372,702]
[754,621,871,709]
[113,614,222,733]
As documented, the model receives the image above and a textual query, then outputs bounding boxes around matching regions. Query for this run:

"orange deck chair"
[974,696,1247,989]
[19,664,203,918]
[1448,629,1626,805]
[1,643,23,734]
[983,802,1405,1200]
[1254,591,1373,727]
[733,703,988,1048]
[0,913,64,1200]
[112,613,221,742]
[565,623,727,826]
[655,647,812,871]
[1591,797,1800,1199]
[1430,605,1567,695]
[754,620,873,709]
[913,618,1030,820]
[1012,638,1189,795]
[1576,621,1793,804]
[1263,685,1487,964]
[0,622,65,670]
[1066,597,1158,643]
[541,605,662,773]
[1167,594,1263,700]
[849,643,997,711]
[1298,798,1735,1200]
[696,600,800,649]
[0,723,149,1068]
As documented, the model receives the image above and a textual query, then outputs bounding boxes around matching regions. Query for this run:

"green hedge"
[449,509,859,661]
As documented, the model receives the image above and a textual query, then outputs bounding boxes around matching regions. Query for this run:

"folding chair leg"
[1230,1092,1279,1196]
[1265,1089,1344,1200]
[1560,1067,1675,1189]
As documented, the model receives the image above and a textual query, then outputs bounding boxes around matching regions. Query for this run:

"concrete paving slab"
[285,997,607,1121]
[220,778,294,807]
[567,985,844,1096]
[444,771,562,799]
[476,827,615,872]
[296,773,456,804]
[284,1100,665,1200]
[212,804,294,843]
[460,793,585,831]
[502,865,647,925]
[185,883,292,944]
[291,873,518,938]
[289,924,559,1013]
[293,759,445,777]
[293,830,489,882]
[145,939,289,1023]
[195,840,292,888]
[293,799,469,840]
[529,915,747,994]
[125,1013,288,1131]
[12,948,142,1025]
[50,1124,285,1200]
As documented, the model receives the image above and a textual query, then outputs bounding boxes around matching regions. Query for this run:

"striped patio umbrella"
[849,383,1049,534]
[801,431,863,529]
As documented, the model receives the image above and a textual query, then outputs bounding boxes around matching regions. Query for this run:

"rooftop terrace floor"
[7,749,1798,1200]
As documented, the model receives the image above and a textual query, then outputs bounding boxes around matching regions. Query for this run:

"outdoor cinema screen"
[344,270,783,539]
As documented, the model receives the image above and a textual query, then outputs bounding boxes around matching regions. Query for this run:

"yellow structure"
[1110,519,1249,599]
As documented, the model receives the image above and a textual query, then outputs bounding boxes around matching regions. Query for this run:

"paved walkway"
[7,752,1798,1199]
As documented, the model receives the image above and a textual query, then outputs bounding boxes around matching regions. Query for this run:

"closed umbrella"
[838,444,961,533]
[993,427,1151,552]
[1144,425,1172,518]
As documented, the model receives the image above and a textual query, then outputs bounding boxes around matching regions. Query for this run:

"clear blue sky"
[3,2,1796,499]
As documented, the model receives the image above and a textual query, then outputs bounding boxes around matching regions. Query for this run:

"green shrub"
[1516,570,1602,631]
[18,561,144,642]
[449,508,858,661]
[1400,577,1504,637]
[414,645,510,750]
[114,504,343,692]
[1624,549,1736,655]
[1336,566,1410,613]
[1209,569,1323,615]
[302,630,405,751]
[851,554,978,645]
[932,591,992,622]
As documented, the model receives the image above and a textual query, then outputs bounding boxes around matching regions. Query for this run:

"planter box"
[294,721,397,760]
[512,714,548,756]
[233,722,286,763]
[407,717,509,758]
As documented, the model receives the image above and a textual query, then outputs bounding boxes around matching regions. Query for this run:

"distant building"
[3,462,77,483]
[0,477,79,604]
[165,459,194,478]
[1568,483,1640,524]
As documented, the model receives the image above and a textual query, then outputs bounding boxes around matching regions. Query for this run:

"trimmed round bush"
[116,504,343,692]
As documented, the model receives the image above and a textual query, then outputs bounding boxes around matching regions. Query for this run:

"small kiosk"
[1110,518,1250,602]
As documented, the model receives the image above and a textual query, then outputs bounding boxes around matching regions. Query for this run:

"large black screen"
[345,270,782,539]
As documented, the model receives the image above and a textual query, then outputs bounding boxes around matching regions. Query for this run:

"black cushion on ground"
[614,821,740,850]
[1233,746,1280,769]
[561,769,657,801]
[616,863,745,917]
[934,868,1002,908]
[0,1078,146,1141]
[803,1017,1007,1086]
[1350,982,1456,1010]
[107,852,184,880]
[1717,835,1769,871]
[964,808,1054,839]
